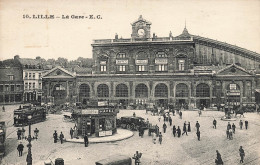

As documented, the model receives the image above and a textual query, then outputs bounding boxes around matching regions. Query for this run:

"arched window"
[155,83,168,97]
[79,84,90,97]
[97,84,109,97]
[115,84,128,97]
[135,84,148,98]
[176,83,189,97]
[196,83,210,97]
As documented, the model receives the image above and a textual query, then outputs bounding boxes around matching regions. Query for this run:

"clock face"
[138,29,145,36]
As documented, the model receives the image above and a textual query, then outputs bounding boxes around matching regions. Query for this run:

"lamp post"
[26,115,32,165]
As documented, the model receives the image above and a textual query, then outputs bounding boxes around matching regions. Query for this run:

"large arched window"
[115,84,128,97]
[135,84,148,98]
[97,84,109,97]
[155,83,168,97]
[196,83,210,97]
[79,84,90,97]
[176,83,189,97]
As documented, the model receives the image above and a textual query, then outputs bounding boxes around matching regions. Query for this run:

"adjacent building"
[0,59,23,105]
[14,55,46,104]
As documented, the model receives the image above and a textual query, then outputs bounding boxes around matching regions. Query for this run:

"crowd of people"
[136,107,251,164]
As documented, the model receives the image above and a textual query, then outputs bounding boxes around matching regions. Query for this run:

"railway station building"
[42,16,260,108]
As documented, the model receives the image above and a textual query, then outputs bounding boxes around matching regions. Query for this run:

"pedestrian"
[53,130,58,143]
[226,129,229,139]
[215,150,223,165]
[198,110,202,117]
[132,151,142,165]
[2,105,5,112]
[245,120,248,130]
[239,120,243,129]
[17,129,21,140]
[152,132,157,144]
[158,132,162,144]
[34,128,39,140]
[163,113,166,122]
[187,122,191,132]
[179,111,182,119]
[59,132,64,144]
[84,134,89,147]
[229,129,233,140]
[232,123,236,134]
[227,122,231,130]
[146,118,149,125]
[155,124,159,137]
[195,121,200,131]
[163,122,167,133]
[169,117,172,126]
[158,114,161,122]
[177,126,181,138]
[182,122,188,136]
[17,142,24,157]
[213,118,217,129]
[133,112,136,117]
[21,127,25,139]
[239,146,245,163]
[196,130,200,141]
[70,128,74,139]
[173,125,176,137]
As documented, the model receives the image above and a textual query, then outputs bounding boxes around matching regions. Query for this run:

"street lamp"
[26,115,32,165]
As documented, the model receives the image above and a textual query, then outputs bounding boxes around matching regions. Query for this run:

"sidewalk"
[65,129,134,144]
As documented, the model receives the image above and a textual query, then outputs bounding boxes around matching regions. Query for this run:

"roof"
[18,58,41,66]
[74,67,92,74]
[216,63,252,75]
[42,66,76,78]
[176,27,191,38]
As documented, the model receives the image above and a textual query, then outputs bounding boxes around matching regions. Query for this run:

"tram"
[14,105,47,127]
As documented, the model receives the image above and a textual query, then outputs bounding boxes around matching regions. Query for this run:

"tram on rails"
[14,105,47,127]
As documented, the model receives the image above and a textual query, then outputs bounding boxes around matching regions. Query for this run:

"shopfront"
[76,106,118,137]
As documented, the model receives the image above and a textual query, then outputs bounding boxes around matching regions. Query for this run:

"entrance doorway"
[91,119,95,135]
[198,99,210,108]
[156,99,168,108]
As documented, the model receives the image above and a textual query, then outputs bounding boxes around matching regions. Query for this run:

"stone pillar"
[91,82,95,98]
[129,81,133,104]
[110,82,114,102]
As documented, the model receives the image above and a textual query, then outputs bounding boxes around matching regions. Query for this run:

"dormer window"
[117,53,127,58]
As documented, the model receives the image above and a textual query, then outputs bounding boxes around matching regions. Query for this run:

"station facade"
[42,16,260,108]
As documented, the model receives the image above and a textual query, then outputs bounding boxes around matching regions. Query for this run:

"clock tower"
[131,15,151,39]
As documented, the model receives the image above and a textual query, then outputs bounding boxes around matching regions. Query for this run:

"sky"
[0,0,260,61]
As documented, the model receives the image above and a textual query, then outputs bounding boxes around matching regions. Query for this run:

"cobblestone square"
[1,105,260,165]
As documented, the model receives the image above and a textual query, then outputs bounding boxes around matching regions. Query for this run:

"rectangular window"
[39,83,41,89]
[0,85,3,92]
[25,83,28,89]
[156,64,168,71]
[11,85,15,91]
[178,60,185,71]
[16,85,20,91]
[33,83,35,89]
[9,75,14,80]
[39,73,42,79]
[33,73,35,79]
[101,65,107,72]
[24,72,28,79]
[5,85,9,91]
[29,83,31,90]
[119,65,126,72]
[29,73,31,79]
[137,65,147,72]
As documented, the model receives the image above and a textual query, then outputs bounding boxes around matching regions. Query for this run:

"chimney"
[14,55,20,60]
[115,33,118,39]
